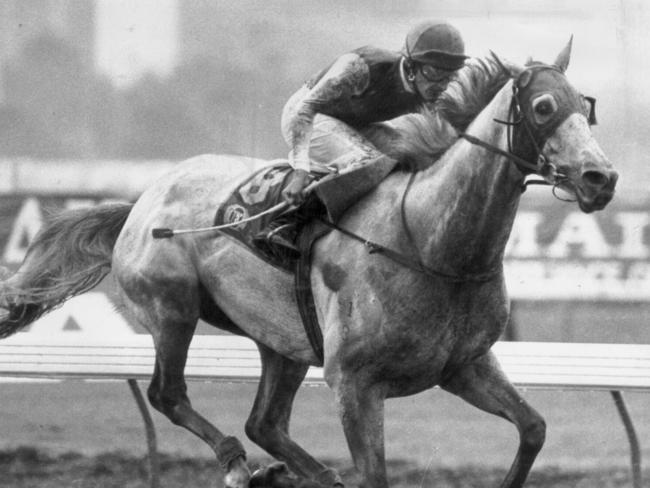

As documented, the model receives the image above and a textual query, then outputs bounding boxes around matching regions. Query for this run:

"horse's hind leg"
[441,351,546,488]
[246,343,343,487]
[125,292,250,488]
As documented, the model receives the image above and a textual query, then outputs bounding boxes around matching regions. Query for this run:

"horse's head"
[495,39,618,213]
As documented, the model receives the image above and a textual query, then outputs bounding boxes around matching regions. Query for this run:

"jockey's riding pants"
[281,86,397,219]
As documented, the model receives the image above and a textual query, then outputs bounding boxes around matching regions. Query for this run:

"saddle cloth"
[214,162,298,271]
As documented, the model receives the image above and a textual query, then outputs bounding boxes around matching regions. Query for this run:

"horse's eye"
[536,101,553,115]
[531,94,557,124]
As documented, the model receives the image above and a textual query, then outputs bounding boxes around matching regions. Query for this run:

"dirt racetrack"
[1,446,648,488]
[1,447,647,488]
[1,382,649,487]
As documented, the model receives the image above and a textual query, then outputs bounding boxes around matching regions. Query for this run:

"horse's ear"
[489,50,522,78]
[554,35,573,73]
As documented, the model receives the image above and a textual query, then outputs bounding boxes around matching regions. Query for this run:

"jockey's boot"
[253,217,300,259]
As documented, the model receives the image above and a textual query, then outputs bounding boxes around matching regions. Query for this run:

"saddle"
[214,157,397,365]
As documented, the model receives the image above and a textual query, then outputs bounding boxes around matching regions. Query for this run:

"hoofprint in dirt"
[0,447,643,488]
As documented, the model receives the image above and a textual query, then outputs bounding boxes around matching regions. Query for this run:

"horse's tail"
[0,202,134,338]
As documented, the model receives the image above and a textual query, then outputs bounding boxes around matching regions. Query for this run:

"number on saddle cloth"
[213,163,297,265]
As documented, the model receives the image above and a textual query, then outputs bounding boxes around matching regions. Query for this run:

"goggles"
[419,64,454,83]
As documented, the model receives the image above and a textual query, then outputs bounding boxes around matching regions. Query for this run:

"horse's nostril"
[582,170,609,188]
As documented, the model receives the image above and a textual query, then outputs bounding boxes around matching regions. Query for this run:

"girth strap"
[294,223,330,366]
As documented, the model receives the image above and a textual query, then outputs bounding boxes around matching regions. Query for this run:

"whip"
[151,173,335,239]
[151,201,291,239]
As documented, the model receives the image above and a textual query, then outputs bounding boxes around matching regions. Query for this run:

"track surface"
[0,381,648,486]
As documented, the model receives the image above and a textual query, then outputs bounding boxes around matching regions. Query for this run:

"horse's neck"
[408,84,525,274]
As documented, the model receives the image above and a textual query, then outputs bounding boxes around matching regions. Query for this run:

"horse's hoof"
[250,462,290,487]
[315,468,344,487]
[224,456,251,488]
[225,470,251,488]
[249,462,334,488]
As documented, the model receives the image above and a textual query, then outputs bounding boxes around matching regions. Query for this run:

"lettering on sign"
[505,208,650,300]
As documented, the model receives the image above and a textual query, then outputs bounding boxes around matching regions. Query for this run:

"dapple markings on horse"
[0,40,617,488]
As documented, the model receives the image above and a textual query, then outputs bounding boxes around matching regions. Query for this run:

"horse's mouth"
[575,187,615,213]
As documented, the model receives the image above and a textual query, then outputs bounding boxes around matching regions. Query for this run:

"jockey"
[254,20,468,254]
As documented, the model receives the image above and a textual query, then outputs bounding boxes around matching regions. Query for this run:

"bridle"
[460,64,575,193]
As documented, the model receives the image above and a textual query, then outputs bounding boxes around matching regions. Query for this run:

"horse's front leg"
[441,350,546,488]
[246,343,343,488]
[328,369,388,488]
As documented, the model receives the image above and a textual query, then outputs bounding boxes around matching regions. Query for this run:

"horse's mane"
[363,55,512,171]
[436,56,513,132]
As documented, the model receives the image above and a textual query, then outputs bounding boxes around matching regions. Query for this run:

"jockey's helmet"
[403,21,468,70]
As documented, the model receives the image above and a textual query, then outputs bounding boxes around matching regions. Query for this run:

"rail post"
[128,379,160,488]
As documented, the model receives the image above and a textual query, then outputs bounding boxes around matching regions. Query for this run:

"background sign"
[505,193,649,301]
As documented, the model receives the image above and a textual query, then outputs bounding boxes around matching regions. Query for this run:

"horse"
[0,40,617,488]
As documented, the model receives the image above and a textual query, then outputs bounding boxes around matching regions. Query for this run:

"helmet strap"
[403,38,417,82]
[402,43,424,99]
[402,57,416,83]
[406,67,416,82]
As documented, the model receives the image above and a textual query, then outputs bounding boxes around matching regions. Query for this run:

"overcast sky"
[93,1,640,87]
[95,0,178,86]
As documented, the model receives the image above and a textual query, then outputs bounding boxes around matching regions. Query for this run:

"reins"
[459,133,539,174]
[459,131,553,192]
[315,216,501,283]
